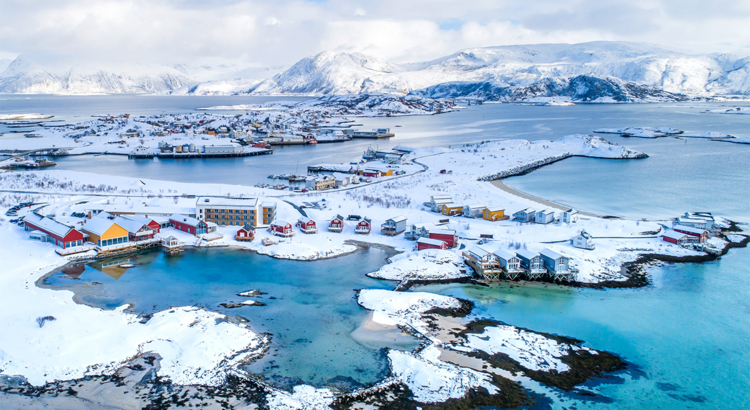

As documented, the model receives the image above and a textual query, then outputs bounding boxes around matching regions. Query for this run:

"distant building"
[535,209,556,224]
[672,224,709,243]
[170,214,210,236]
[513,208,536,223]
[463,204,487,219]
[196,197,276,227]
[269,221,295,237]
[562,209,579,224]
[571,230,595,250]
[494,249,524,280]
[235,223,255,241]
[355,218,372,235]
[440,203,463,216]
[662,231,697,246]
[540,249,572,281]
[429,229,458,248]
[462,246,501,280]
[306,175,336,191]
[381,216,407,236]
[516,250,546,280]
[296,217,318,234]
[483,207,507,221]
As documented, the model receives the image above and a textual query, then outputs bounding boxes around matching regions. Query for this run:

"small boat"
[118,263,136,268]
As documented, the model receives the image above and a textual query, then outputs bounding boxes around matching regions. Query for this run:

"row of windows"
[219,221,247,226]
[62,240,83,248]
[98,236,128,247]
[207,215,250,220]
[204,208,252,214]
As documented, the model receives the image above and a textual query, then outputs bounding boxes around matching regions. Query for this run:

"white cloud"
[0,0,747,67]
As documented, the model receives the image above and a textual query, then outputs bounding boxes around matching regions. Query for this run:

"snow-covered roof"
[25,214,77,238]
[540,248,564,260]
[196,197,259,208]
[564,208,578,214]
[120,214,156,226]
[430,195,452,201]
[272,221,292,227]
[516,249,538,260]
[239,223,255,231]
[298,216,312,224]
[663,231,688,240]
[417,237,445,246]
[113,216,150,234]
[430,229,456,236]
[387,216,407,223]
[466,246,492,259]
[493,249,518,261]
[514,208,535,215]
[673,224,707,235]
[486,206,504,212]
[82,216,120,236]
[463,204,487,209]
[537,209,555,215]
[170,213,203,227]
[442,203,462,208]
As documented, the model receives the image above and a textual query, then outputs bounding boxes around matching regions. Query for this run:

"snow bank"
[389,345,498,403]
[358,289,459,338]
[458,325,584,373]
[0,113,54,120]
[368,249,468,282]
[266,385,335,410]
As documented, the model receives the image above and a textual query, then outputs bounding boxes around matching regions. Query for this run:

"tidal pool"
[42,246,419,390]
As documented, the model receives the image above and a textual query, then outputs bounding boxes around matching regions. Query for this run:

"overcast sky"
[1,0,748,65]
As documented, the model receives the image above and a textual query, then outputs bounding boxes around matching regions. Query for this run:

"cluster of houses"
[425,195,579,224]
[462,246,575,282]
[661,212,716,247]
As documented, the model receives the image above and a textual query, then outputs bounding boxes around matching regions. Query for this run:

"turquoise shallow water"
[43,246,416,390]
[418,247,750,410]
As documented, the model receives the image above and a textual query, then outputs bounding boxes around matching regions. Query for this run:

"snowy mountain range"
[2,42,749,101]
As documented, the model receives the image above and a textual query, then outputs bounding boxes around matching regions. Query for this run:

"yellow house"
[82,217,129,247]
[381,169,394,176]
[441,203,464,216]
[483,207,507,221]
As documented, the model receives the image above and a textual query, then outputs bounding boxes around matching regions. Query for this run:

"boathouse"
[571,230,595,250]
[296,217,318,234]
[562,209,579,224]
[235,223,255,241]
[429,229,458,248]
[462,246,501,280]
[329,215,345,233]
[494,249,524,280]
[535,209,556,224]
[355,218,372,235]
[513,208,536,223]
[24,214,84,249]
[672,225,708,243]
[417,237,447,251]
[516,250,546,280]
[463,204,487,219]
[82,217,129,247]
[381,216,407,236]
[269,221,295,237]
[170,214,208,236]
[483,207,507,221]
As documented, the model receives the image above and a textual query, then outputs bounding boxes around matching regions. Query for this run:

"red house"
[270,221,295,237]
[170,214,208,236]
[417,237,447,251]
[24,214,84,249]
[296,217,318,234]
[235,223,255,241]
[355,218,372,235]
[361,170,381,178]
[429,229,458,248]
[672,224,708,243]
[329,215,344,233]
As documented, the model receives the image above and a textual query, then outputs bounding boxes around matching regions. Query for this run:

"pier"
[129,149,273,159]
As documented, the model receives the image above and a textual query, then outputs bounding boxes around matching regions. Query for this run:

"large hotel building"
[196,197,276,227]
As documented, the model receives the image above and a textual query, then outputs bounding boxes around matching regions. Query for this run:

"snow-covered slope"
[0,56,192,94]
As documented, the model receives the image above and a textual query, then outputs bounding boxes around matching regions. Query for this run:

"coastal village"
[0,102,747,409]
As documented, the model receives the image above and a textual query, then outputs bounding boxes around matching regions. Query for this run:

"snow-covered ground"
[367,250,469,283]
[595,127,737,140]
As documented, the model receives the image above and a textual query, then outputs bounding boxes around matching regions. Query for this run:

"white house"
[571,230,595,250]
[562,208,579,224]
[463,204,488,219]
[535,209,556,224]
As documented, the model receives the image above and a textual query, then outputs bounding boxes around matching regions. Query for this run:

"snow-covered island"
[0,131,746,408]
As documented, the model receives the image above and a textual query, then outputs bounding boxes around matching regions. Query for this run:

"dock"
[134,149,273,160]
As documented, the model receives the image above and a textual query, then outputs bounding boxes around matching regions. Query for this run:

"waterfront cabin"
[429,229,458,248]
[441,203,464,216]
[540,249,572,281]
[516,250,546,280]
[329,215,345,233]
[269,221,295,237]
[235,223,255,241]
[306,175,336,191]
[662,231,696,246]
[571,230,595,250]
[513,208,536,223]
[355,218,372,235]
[170,214,209,236]
[562,209,579,224]
[462,246,501,280]
[113,216,156,242]
[24,214,84,249]
[381,216,407,236]
[83,217,129,248]
[417,237,447,251]
[296,217,318,234]
[535,209,556,225]
[672,224,709,243]
[494,249,524,280]
[463,204,487,219]
[483,207,507,221]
